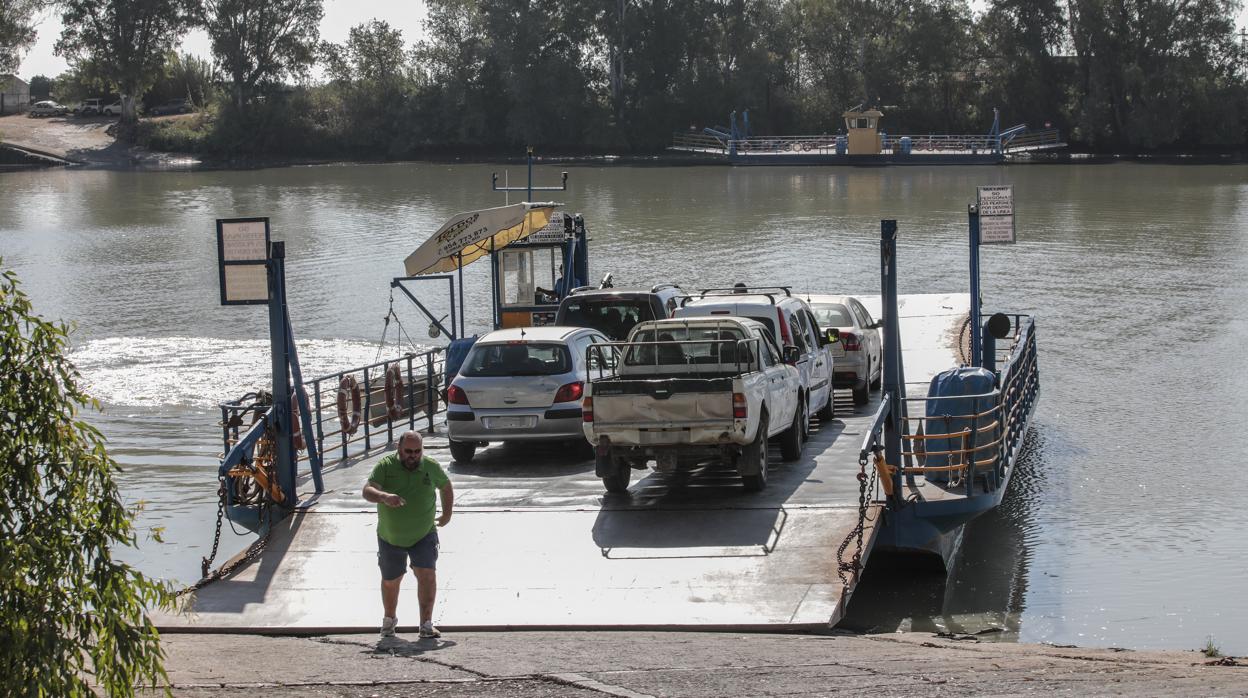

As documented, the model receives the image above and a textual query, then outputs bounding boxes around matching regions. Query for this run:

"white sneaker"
[381,616,397,637]
[419,621,441,638]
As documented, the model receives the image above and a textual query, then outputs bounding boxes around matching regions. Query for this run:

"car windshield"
[811,303,853,328]
[560,298,655,340]
[460,342,572,377]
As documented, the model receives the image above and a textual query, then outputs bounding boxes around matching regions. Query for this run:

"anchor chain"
[176,394,280,598]
[838,445,881,587]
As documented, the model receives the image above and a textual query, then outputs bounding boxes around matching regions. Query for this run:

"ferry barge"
[671,106,1064,165]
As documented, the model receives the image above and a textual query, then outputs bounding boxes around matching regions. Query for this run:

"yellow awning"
[404,202,559,276]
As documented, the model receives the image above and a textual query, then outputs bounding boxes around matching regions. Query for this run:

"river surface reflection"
[2,161,1246,653]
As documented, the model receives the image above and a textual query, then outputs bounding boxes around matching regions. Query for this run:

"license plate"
[830,346,846,358]
[485,415,536,429]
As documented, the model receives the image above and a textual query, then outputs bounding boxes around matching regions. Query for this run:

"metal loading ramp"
[156,293,967,634]
[157,420,883,633]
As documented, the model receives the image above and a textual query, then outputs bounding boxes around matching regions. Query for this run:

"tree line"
[4,0,1247,157]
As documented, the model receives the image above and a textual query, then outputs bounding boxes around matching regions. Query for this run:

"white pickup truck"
[582,317,804,493]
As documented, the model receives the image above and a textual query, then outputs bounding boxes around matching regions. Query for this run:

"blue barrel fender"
[922,366,996,484]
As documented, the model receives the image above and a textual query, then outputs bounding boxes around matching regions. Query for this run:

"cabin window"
[499,247,561,307]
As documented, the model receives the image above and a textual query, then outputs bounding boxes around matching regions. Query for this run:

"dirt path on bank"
[0,113,194,168]
[146,631,1247,696]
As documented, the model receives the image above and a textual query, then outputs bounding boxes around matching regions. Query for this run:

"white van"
[673,286,835,425]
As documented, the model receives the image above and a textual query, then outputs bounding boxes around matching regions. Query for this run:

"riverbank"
[146,630,1245,696]
[5,113,1246,173]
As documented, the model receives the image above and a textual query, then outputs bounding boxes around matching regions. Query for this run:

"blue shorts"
[377,529,439,580]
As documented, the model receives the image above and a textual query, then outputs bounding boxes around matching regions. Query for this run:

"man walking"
[363,430,453,638]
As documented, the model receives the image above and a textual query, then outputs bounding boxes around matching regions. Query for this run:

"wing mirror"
[783,345,801,364]
[824,328,841,345]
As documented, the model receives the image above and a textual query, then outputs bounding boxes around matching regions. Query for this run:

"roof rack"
[699,285,792,298]
[650,283,680,293]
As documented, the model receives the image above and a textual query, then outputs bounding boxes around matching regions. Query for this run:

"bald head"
[398,431,423,469]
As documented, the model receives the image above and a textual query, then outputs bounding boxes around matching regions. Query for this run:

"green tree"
[146,52,220,109]
[323,20,415,155]
[0,264,174,695]
[28,73,52,100]
[977,0,1067,128]
[0,0,44,74]
[200,0,323,111]
[1067,0,1247,148]
[56,0,197,128]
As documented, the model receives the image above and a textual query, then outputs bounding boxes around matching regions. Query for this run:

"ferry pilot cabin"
[843,107,883,155]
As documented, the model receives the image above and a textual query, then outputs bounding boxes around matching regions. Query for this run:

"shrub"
[0,263,174,695]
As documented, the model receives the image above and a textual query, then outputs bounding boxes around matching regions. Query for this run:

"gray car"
[446,326,611,463]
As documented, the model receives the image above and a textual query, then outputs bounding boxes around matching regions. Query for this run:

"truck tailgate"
[592,378,734,425]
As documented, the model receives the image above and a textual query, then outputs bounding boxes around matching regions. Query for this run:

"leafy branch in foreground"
[0,262,174,695]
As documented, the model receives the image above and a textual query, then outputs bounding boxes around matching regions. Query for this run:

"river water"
[3,161,1246,653]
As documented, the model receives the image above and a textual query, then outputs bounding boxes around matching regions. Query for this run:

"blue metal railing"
[217,347,448,474]
[858,315,1039,504]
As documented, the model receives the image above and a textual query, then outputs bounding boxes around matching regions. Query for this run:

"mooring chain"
[176,501,275,598]
[198,478,228,580]
[838,446,879,587]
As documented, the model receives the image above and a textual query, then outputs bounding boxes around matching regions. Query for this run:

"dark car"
[150,98,194,116]
[554,284,685,341]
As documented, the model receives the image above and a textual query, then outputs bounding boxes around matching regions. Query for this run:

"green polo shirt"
[368,453,450,547]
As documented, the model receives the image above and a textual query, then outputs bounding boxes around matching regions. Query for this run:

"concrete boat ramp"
[158,294,969,634]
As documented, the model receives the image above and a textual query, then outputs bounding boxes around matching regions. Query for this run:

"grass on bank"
[1202,636,1222,658]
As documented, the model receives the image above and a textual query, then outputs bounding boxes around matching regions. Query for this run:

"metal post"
[362,365,372,451]
[982,322,997,375]
[285,312,323,494]
[426,356,436,433]
[968,204,982,367]
[406,355,416,431]
[526,146,534,201]
[267,242,296,507]
[880,220,906,506]
[313,379,324,462]
[457,251,466,334]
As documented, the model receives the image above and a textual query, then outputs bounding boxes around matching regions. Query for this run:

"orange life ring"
[291,396,306,451]
[384,364,405,420]
[337,375,362,435]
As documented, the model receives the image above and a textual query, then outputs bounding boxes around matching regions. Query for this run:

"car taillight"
[733,392,747,419]
[447,384,470,405]
[582,396,594,422]
[554,381,584,402]
[778,312,791,346]
[841,331,861,351]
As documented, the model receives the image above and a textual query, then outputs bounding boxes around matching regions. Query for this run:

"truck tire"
[600,450,630,493]
[779,400,806,461]
[741,413,769,492]
[817,389,835,421]
[449,439,476,464]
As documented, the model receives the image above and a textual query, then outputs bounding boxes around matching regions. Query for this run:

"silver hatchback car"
[446,326,611,463]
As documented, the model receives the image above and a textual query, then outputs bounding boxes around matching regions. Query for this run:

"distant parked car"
[73,98,105,116]
[28,101,67,117]
[150,98,194,116]
[801,293,882,405]
[102,101,123,116]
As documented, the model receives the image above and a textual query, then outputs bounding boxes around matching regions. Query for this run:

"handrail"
[218,346,448,471]
[855,314,1040,504]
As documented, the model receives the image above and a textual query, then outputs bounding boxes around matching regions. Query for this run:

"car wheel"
[852,366,870,405]
[779,399,805,461]
[449,439,476,464]
[741,413,769,492]
[601,453,630,493]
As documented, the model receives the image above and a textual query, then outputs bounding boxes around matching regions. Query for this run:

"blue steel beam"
[879,220,907,506]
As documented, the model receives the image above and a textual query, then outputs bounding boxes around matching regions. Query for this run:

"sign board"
[976,186,1016,244]
[515,212,567,245]
[217,217,270,305]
